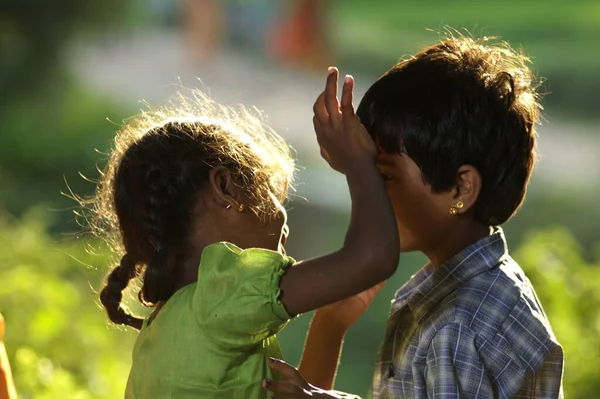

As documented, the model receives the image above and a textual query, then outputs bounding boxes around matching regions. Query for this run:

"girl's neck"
[174,246,205,291]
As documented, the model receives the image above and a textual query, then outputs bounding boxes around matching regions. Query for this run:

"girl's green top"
[125,242,295,399]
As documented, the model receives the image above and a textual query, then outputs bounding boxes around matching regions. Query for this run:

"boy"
[263,35,564,398]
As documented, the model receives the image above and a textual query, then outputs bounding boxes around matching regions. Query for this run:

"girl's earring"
[226,202,244,212]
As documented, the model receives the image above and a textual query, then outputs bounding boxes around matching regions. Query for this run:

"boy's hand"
[317,280,386,331]
[313,67,376,174]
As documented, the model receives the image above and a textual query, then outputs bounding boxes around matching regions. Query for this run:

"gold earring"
[226,204,232,210]
[449,201,464,216]
[237,203,245,212]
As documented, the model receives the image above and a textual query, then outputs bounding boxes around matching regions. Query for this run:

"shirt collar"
[399,227,508,324]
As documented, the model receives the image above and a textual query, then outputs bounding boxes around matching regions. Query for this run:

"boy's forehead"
[376,152,401,167]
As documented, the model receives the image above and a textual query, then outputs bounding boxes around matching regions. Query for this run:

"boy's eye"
[379,171,394,181]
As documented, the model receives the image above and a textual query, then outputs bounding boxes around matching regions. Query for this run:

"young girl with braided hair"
[91,70,398,398]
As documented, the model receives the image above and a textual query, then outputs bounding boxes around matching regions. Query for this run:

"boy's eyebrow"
[377,159,397,167]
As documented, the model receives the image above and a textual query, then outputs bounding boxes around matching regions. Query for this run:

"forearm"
[299,310,346,390]
[279,160,398,315]
[343,160,398,266]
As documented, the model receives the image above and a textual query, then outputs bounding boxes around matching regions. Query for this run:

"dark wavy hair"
[84,92,295,329]
[357,34,542,226]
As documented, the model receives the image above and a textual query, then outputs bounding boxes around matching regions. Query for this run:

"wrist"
[344,156,376,176]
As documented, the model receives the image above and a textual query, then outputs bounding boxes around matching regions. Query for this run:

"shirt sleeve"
[192,242,296,349]
[425,323,493,398]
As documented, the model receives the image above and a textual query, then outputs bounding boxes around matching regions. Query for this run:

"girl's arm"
[279,69,399,317]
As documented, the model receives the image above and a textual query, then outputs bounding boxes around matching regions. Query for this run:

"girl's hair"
[88,91,295,329]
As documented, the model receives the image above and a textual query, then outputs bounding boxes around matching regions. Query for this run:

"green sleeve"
[192,242,295,349]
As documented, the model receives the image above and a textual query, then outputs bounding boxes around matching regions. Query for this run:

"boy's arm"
[299,281,386,389]
[425,323,493,397]
[298,310,346,390]
[425,323,564,398]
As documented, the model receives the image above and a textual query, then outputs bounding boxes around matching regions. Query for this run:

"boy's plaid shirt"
[372,228,564,399]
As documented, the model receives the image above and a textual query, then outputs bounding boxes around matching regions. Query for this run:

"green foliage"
[0,208,139,399]
[0,0,125,101]
[516,228,600,399]
[2,207,597,398]
[0,78,130,230]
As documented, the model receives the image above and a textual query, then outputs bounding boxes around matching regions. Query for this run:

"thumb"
[268,358,309,389]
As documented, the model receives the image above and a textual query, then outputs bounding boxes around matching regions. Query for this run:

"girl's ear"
[208,166,243,209]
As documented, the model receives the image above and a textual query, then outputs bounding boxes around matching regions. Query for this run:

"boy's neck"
[426,223,492,268]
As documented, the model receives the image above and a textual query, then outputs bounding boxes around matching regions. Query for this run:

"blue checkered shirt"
[372,228,564,398]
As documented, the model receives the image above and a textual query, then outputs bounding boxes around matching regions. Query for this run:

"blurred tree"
[0,208,140,398]
[1,206,596,398]
[0,0,125,104]
[516,228,600,399]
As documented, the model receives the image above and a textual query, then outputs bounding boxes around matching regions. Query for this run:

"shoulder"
[201,242,294,269]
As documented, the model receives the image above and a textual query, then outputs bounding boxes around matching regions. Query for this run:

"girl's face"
[194,169,290,255]
[226,191,289,255]
[259,192,289,255]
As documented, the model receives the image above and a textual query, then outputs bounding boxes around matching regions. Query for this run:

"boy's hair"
[87,91,294,327]
[357,34,541,226]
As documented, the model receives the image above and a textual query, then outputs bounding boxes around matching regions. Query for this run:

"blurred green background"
[1,0,599,398]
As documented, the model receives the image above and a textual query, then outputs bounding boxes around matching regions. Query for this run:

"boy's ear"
[451,165,482,214]
[208,166,243,209]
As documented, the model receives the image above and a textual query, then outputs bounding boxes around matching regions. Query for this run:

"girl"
[91,69,398,398]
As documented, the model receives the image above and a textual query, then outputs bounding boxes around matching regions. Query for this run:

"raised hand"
[313,67,376,174]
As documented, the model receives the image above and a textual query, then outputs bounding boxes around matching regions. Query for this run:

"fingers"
[313,91,328,126]
[268,358,310,389]
[320,146,331,164]
[263,379,310,398]
[340,75,356,126]
[324,67,342,130]
[314,67,343,130]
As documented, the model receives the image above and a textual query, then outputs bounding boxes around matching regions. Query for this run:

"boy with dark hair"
[263,35,564,399]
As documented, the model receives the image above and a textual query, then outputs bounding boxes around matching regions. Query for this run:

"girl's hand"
[317,280,386,331]
[263,358,359,399]
[313,67,376,174]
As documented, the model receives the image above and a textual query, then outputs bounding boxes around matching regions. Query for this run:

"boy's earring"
[449,201,464,216]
